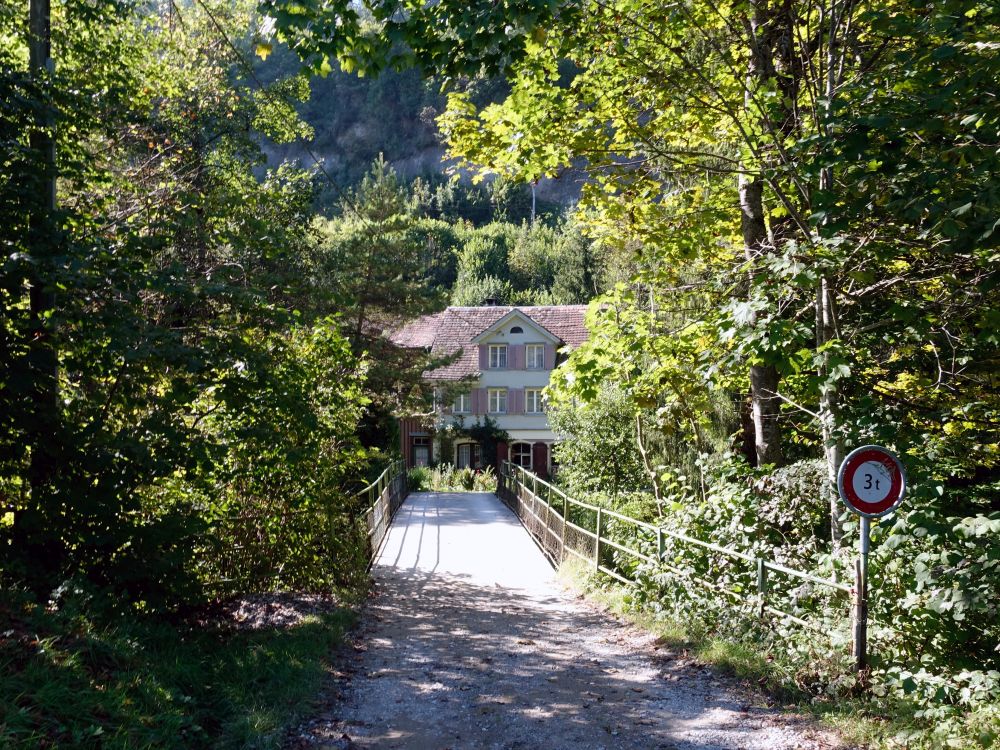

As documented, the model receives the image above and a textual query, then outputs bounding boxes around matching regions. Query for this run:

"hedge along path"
[308,491,843,750]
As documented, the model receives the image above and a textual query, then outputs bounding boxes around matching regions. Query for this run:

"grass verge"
[556,557,1000,750]
[0,586,355,749]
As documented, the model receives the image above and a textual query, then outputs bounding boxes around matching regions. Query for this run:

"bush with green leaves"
[563,453,1000,747]
[409,464,498,493]
[548,383,650,499]
[186,322,370,597]
[1,1,370,610]
[407,466,432,491]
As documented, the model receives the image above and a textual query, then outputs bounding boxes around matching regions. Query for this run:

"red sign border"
[837,445,906,518]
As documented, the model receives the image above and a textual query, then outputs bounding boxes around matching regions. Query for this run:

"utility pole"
[26,0,60,540]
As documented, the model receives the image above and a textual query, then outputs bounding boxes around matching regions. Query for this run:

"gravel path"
[296,491,842,750]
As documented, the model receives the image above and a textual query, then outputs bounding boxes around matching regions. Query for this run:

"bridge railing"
[356,458,408,566]
[498,461,853,638]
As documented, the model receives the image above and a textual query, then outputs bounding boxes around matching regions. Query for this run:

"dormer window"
[510,326,523,334]
[488,344,507,369]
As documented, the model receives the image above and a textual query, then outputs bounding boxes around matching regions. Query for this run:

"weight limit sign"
[837,445,907,518]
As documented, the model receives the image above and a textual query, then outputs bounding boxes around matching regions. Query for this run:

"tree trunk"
[635,413,663,516]
[817,276,843,543]
[817,1,847,544]
[739,390,757,466]
[739,0,787,468]
[749,362,783,466]
[739,170,783,468]
[22,0,61,573]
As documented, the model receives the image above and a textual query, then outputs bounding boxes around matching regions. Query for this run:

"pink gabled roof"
[389,305,590,380]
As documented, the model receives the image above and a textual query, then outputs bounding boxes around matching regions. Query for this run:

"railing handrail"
[502,461,849,592]
[354,458,403,498]
[497,461,852,636]
[360,458,409,567]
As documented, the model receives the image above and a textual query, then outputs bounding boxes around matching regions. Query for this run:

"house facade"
[391,305,589,478]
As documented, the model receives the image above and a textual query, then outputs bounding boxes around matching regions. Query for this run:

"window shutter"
[511,344,525,370]
[509,388,523,414]
[532,443,549,478]
[544,344,557,370]
[472,388,485,414]
[478,345,488,370]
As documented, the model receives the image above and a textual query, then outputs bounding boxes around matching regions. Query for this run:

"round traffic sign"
[837,445,906,518]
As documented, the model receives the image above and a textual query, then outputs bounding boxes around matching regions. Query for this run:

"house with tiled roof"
[390,304,590,476]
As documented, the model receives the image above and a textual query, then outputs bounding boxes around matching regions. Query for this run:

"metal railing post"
[595,507,603,571]
[560,494,568,561]
[756,558,768,616]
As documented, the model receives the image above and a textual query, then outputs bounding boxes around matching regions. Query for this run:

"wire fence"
[497,461,855,639]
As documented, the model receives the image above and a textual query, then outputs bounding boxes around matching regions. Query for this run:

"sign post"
[837,445,907,671]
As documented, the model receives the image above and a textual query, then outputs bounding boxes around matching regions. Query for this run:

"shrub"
[472,465,497,492]
[557,453,1000,747]
[408,466,431,491]
[414,463,499,492]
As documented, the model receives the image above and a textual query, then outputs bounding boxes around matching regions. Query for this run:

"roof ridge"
[470,307,563,343]
[445,304,589,311]
[393,304,590,379]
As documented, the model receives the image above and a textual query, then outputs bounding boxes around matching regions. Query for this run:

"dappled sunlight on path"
[299,492,841,750]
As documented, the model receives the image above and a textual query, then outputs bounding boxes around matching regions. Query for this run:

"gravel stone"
[297,491,846,750]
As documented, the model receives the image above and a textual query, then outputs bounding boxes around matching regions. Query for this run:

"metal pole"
[561,495,568,562]
[853,516,870,671]
[595,508,601,570]
[756,558,768,617]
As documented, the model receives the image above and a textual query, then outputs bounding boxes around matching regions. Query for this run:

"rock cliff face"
[257,48,581,206]
[264,137,582,211]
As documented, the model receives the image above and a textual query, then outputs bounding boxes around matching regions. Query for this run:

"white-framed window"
[525,388,544,414]
[488,388,507,413]
[412,435,431,467]
[453,392,471,413]
[526,344,545,369]
[511,442,532,469]
[456,443,482,469]
[488,344,507,369]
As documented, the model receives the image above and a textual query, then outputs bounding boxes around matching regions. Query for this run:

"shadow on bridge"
[336,565,785,750]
